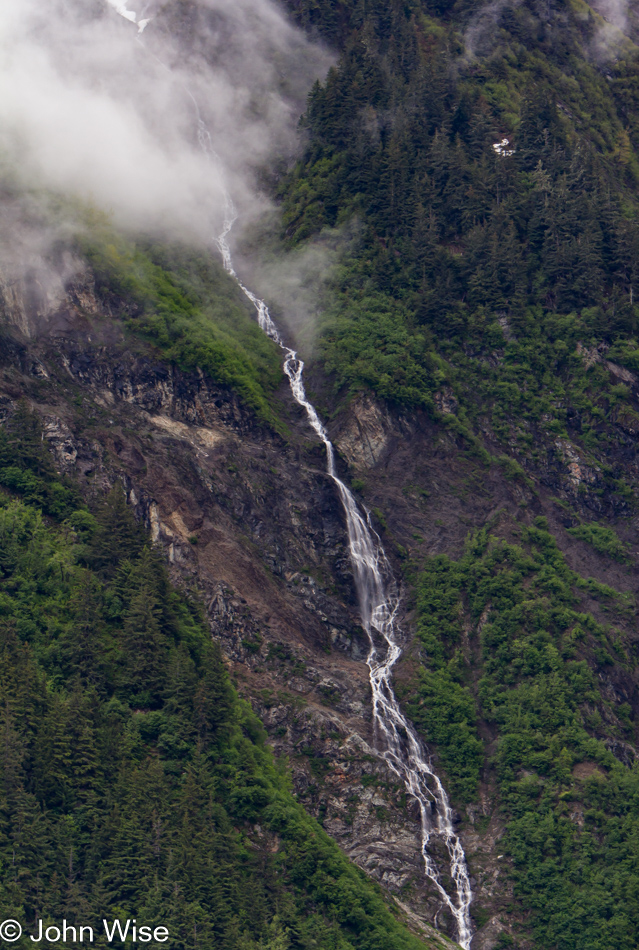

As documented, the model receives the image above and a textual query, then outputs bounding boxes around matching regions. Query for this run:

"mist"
[460,0,519,62]
[588,0,637,58]
[591,0,629,31]
[238,221,356,354]
[0,0,331,251]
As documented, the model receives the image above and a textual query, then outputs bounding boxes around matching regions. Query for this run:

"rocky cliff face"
[3,266,639,950]
[0,269,463,947]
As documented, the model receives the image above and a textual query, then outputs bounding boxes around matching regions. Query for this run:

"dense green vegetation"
[280,0,639,482]
[81,224,283,425]
[404,520,639,949]
[272,13,639,938]
[0,402,82,520]
[0,408,437,950]
[6,2,639,947]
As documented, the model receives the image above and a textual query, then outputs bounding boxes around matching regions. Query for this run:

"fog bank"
[0,0,330,245]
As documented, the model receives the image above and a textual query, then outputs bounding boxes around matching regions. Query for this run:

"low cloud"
[0,0,331,248]
[235,217,362,354]
[588,0,636,59]
[460,0,518,62]
[592,0,629,31]
[460,0,636,67]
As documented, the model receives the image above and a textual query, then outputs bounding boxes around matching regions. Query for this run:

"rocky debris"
[43,417,78,467]
[553,438,601,490]
[533,435,626,515]
[54,344,249,435]
[605,738,638,767]
[576,340,608,370]
[469,915,511,950]
[497,313,516,342]
[30,359,49,379]
[606,361,638,386]
[147,413,225,449]
[394,901,461,950]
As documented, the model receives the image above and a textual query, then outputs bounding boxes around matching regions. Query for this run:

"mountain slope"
[0,399,450,950]
[271,1,639,948]
[3,1,639,949]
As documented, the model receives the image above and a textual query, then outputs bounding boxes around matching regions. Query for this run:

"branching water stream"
[215,186,474,950]
[107,4,473,944]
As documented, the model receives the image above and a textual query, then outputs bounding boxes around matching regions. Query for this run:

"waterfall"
[210,144,474,950]
[106,4,473,944]
[104,0,152,31]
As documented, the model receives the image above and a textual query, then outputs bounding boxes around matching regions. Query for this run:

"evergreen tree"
[88,485,144,577]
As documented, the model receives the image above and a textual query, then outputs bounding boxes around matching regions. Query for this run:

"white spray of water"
[109,3,474,944]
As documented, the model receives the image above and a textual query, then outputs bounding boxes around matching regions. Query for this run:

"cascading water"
[216,200,474,950]
[107,4,473,944]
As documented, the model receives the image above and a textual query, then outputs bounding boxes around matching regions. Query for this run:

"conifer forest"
[3,1,639,949]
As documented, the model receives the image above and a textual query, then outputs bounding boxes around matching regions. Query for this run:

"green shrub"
[567,521,630,562]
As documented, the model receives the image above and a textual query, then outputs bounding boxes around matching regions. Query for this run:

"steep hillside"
[273,1,639,948]
[0,397,451,950]
[3,1,639,949]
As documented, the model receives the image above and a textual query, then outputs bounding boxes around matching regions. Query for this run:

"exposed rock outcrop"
[6,270,639,949]
[334,393,395,468]
[0,294,471,944]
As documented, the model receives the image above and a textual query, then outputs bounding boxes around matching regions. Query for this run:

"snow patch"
[493,137,515,157]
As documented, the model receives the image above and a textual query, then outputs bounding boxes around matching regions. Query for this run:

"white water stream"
[105,0,152,32]
[209,140,474,950]
[219,219,474,950]
[107,3,473,944]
